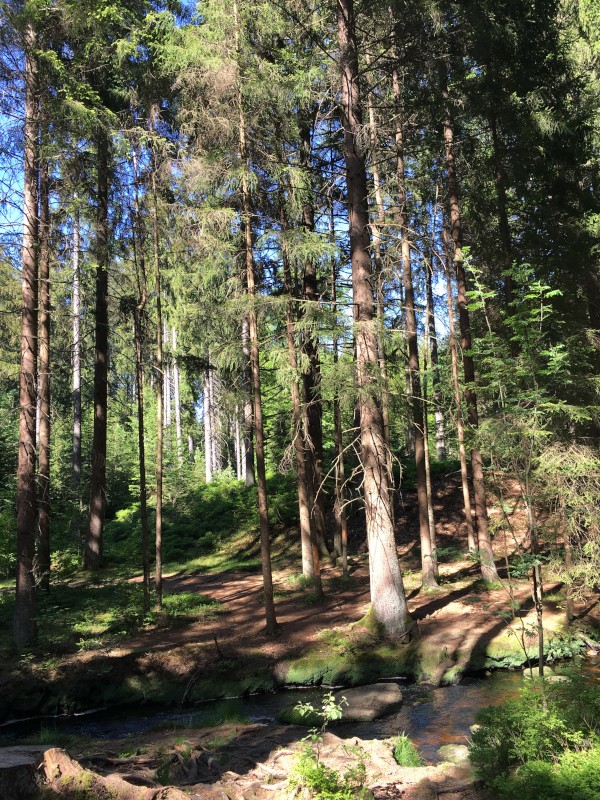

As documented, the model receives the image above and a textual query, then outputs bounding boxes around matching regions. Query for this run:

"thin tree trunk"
[366,74,394,496]
[86,127,109,570]
[440,63,498,582]
[234,407,242,480]
[330,205,348,575]
[188,434,194,464]
[37,158,51,592]
[392,59,437,590]
[71,204,82,543]
[425,211,447,461]
[14,21,39,648]
[442,230,476,552]
[298,118,329,559]
[172,327,183,465]
[282,206,322,591]
[132,147,150,609]
[150,116,163,607]
[204,368,213,483]
[163,324,171,429]
[337,0,412,638]
[242,316,255,486]
[422,316,437,570]
[235,0,277,635]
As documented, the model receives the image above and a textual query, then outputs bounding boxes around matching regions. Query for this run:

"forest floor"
[1,473,599,799]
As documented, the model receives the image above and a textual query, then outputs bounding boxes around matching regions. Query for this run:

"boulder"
[335,682,403,723]
[522,665,553,679]
[436,744,470,765]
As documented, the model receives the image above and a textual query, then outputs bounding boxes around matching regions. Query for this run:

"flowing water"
[2,657,598,763]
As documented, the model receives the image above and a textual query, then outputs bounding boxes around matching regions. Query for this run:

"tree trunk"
[14,21,39,648]
[132,147,150,608]
[440,63,498,582]
[330,205,348,575]
[366,74,394,498]
[241,316,255,486]
[337,0,412,638]
[86,127,110,571]
[37,158,51,592]
[392,60,437,590]
[234,408,242,480]
[442,232,477,553]
[235,0,277,635]
[282,206,322,591]
[204,368,213,483]
[71,204,82,544]
[172,327,183,465]
[299,118,329,559]
[150,118,163,607]
[425,219,447,461]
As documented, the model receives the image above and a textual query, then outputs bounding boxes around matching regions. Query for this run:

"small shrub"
[392,733,423,767]
[470,679,600,788]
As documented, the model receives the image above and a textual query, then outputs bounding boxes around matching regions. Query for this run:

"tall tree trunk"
[337,0,412,638]
[86,128,109,570]
[132,147,150,609]
[366,75,394,497]
[204,368,213,483]
[422,309,437,563]
[235,0,277,635]
[234,407,242,480]
[172,327,183,465]
[37,158,51,592]
[241,316,255,486]
[163,324,171,429]
[282,206,322,590]
[298,119,329,559]
[150,119,164,607]
[14,21,39,648]
[329,200,348,574]
[440,64,498,582]
[71,204,82,543]
[442,228,476,552]
[392,60,438,589]
[425,213,447,461]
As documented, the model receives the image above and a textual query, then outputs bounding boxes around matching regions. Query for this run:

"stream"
[2,657,598,763]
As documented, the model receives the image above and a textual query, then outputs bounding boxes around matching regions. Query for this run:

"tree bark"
[14,21,39,647]
[366,75,394,496]
[37,157,51,592]
[150,116,163,607]
[241,316,255,486]
[298,118,329,559]
[172,327,183,465]
[71,203,82,543]
[337,0,412,638]
[204,368,213,483]
[86,127,110,571]
[392,60,437,589]
[442,231,477,553]
[282,206,322,591]
[132,147,150,608]
[235,0,277,635]
[425,219,447,461]
[440,63,498,581]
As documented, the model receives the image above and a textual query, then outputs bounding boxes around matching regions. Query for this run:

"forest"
[0,0,599,798]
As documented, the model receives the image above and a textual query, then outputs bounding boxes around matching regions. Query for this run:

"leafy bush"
[470,678,600,795]
[290,750,369,800]
[493,747,600,800]
[392,733,423,767]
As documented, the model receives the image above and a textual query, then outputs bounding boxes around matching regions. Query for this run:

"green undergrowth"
[392,733,423,767]
[0,581,224,662]
[104,472,298,574]
[470,677,600,800]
